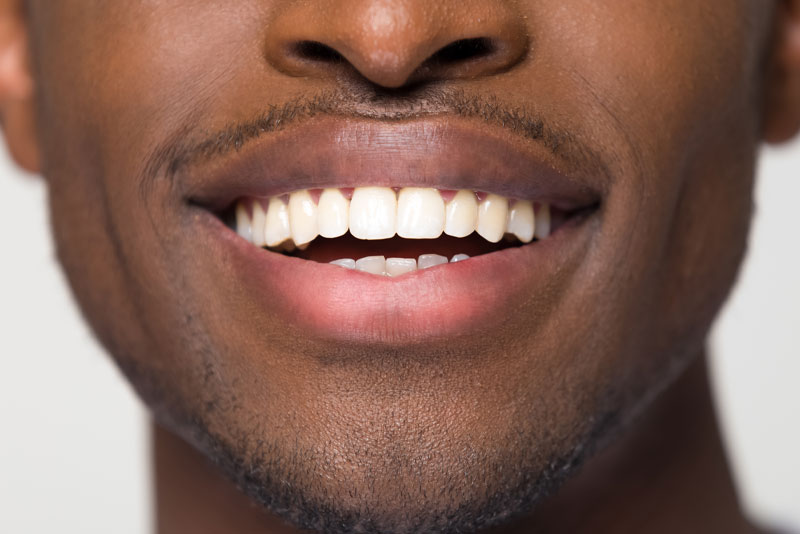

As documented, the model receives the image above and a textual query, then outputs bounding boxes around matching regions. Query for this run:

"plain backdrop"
[0,137,797,533]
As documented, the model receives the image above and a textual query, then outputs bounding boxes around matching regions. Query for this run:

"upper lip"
[178,115,607,214]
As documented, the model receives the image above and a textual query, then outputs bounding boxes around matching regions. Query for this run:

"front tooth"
[349,187,397,240]
[235,202,253,242]
[251,201,267,246]
[534,203,551,239]
[418,254,448,269]
[397,188,445,239]
[444,190,478,238]
[318,188,349,238]
[386,257,417,277]
[264,197,291,247]
[330,258,356,269]
[476,194,509,243]
[450,254,470,263]
[355,255,386,275]
[288,190,319,246]
[507,200,535,243]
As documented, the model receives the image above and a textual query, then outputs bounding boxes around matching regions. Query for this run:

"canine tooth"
[288,190,319,246]
[507,200,535,243]
[386,258,417,277]
[444,190,478,238]
[235,202,253,242]
[355,255,386,275]
[251,201,267,246]
[476,194,509,243]
[397,188,445,239]
[318,188,350,238]
[330,258,356,269]
[264,197,291,247]
[349,187,397,240]
[534,203,551,239]
[450,254,470,263]
[418,254,448,269]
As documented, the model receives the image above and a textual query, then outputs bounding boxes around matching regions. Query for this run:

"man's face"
[16,1,784,532]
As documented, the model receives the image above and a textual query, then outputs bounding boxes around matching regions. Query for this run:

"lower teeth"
[331,254,470,276]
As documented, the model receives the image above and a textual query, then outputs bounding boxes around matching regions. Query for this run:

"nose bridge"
[264,0,528,89]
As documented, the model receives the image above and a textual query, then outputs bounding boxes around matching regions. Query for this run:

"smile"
[230,187,561,276]
[186,117,604,341]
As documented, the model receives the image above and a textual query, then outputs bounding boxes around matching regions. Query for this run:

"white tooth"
[444,190,478,238]
[386,257,417,277]
[355,255,386,275]
[507,200,535,243]
[235,202,253,242]
[450,254,470,263]
[534,203,551,239]
[264,197,291,247]
[288,190,319,246]
[476,194,509,243]
[396,188,445,239]
[251,201,267,246]
[418,254,448,269]
[330,258,356,269]
[318,188,350,238]
[349,187,397,240]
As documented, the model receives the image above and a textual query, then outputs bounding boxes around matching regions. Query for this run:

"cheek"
[514,1,762,379]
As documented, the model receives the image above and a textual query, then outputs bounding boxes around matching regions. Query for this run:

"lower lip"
[199,211,595,343]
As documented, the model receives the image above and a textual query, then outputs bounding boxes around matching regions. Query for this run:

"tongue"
[294,234,516,263]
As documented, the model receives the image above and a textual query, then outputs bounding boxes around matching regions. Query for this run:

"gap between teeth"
[235,187,552,252]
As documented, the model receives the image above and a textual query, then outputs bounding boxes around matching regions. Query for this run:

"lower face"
[29,1,769,532]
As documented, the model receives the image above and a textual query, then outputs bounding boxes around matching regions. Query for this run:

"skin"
[1,1,799,532]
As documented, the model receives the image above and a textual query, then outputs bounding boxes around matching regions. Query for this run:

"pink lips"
[182,117,603,342]
[201,209,593,342]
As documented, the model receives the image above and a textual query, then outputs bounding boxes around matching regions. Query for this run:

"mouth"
[226,187,574,275]
[183,117,604,342]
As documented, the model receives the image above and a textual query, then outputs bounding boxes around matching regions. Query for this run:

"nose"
[264,0,529,89]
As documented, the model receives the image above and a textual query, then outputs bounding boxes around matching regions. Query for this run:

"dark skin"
[1,1,799,533]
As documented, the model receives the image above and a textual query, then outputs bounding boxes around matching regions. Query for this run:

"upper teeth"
[235,187,551,248]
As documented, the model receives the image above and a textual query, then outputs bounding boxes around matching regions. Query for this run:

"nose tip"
[264,1,529,89]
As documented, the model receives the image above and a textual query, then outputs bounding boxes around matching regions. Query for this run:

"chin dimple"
[232,186,554,274]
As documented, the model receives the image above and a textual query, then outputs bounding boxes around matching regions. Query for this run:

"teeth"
[476,194,509,243]
[355,255,386,275]
[397,188,445,239]
[444,190,479,238]
[507,200,535,243]
[318,188,350,238]
[329,255,469,276]
[235,203,252,242]
[251,201,267,246]
[235,189,558,253]
[534,203,551,240]
[418,254,448,269]
[330,258,356,269]
[386,257,418,277]
[264,197,291,247]
[288,190,319,246]
[349,187,397,240]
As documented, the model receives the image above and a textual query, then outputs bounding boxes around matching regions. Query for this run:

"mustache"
[145,87,605,185]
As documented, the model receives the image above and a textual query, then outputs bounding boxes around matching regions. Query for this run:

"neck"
[154,356,754,534]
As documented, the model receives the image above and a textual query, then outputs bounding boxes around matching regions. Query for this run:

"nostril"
[292,41,346,64]
[427,38,496,67]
